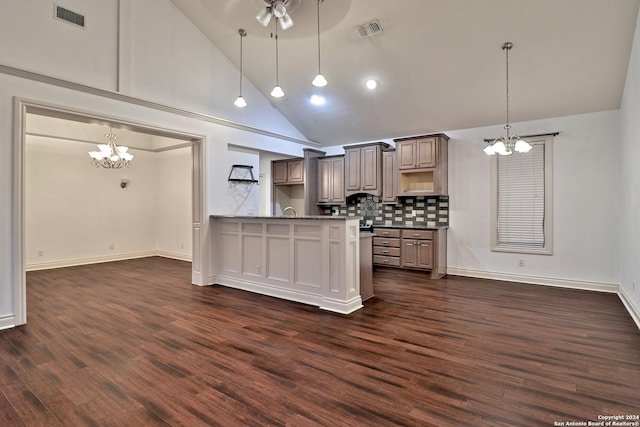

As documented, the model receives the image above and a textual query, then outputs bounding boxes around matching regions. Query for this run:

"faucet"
[282,206,297,217]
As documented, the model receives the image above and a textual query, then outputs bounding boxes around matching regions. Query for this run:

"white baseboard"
[618,287,640,331]
[26,251,159,271]
[0,314,16,331]
[155,251,192,262]
[446,267,619,293]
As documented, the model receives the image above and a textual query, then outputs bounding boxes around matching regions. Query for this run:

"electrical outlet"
[518,259,525,267]
[37,250,44,257]
[109,244,115,250]
[633,281,636,292]
[180,243,184,249]
[256,265,261,274]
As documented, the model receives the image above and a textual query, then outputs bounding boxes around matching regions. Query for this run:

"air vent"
[55,5,85,28]
[355,20,383,38]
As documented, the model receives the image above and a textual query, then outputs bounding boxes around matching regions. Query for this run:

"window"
[490,135,553,254]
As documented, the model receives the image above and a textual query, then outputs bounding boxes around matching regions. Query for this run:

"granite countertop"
[211,215,364,221]
[368,224,449,230]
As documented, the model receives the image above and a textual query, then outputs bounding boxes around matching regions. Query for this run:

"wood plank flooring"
[1,257,639,426]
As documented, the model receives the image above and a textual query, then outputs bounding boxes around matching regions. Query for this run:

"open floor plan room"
[0,257,638,426]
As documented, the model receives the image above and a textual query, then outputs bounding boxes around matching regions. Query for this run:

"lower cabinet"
[373,227,446,279]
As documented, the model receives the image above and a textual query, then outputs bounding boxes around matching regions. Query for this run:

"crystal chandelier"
[484,42,532,156]
[88,129,134,169]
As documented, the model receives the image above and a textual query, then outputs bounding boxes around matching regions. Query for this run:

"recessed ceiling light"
[310,94,326,106]
[366,79,378,90]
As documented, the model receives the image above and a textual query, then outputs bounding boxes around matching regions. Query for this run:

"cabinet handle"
[383,250,389,254]
[413,233,421,237]
[382,231,389,235]
[383,241,388,244]
[383,259,389,263]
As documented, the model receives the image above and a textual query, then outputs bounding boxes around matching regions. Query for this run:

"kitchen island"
[209,215,364,314]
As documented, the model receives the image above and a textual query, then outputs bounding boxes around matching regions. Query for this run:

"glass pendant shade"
[234,96,247,108]
[88,130,134,169]
[312,73,327,87]
[256,8,272,27]
[515,139,532,153]
[271,85,285,98]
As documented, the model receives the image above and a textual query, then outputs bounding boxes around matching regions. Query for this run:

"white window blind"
[496,143,545,249]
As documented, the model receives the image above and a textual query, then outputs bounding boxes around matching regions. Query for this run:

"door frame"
[12,97,209,326]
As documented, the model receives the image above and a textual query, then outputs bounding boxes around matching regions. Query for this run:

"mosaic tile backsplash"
[321,195,449,228]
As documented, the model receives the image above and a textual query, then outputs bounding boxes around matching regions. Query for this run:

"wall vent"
[355,20,383,38]
[55,5,85,28]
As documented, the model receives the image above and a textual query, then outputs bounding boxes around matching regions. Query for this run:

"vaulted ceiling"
[170,0,639,146]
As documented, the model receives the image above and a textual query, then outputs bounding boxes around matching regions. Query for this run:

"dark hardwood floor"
[1,257,639,426]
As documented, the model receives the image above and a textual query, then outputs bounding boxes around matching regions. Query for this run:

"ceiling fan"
[256,0,295,30]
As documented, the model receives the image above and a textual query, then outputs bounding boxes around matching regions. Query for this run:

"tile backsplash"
[322,195,449,228]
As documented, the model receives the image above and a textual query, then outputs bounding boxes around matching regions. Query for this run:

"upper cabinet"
[382,150,398,204]
[317,155,345,205]
[397,137,437,169]
[343,142,390,198]
[273,158,304,184]
[393,134,449,196]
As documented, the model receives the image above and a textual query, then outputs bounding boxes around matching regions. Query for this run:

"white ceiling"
[169,0,639,146]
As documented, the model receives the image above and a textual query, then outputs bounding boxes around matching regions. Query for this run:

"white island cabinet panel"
[210,215,363,314]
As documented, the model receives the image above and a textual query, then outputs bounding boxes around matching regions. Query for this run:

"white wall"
[156,146,192,260]
[25,136,157,267]
[446,111,621,288]
[620,8,640,319]
[226,146,260,215]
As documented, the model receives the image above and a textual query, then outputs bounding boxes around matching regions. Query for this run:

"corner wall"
[620,5,640,325]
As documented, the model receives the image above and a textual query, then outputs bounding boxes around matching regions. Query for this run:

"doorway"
[13,98,208,326]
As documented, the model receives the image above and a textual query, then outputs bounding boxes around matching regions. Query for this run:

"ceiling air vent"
[55,5,85,28]
[355,20,383,38]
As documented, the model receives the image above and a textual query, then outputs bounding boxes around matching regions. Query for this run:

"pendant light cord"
[274,22,280,85]
[316,0,321,73]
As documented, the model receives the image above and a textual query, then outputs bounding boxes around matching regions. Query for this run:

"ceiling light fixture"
[256,0,294,31]
[270,22,285,98]
[310,94,325,106]
[311,0,327,87]
[88,128,134,169]
[234,28,248,108]
[483,42,532,156]
[366,79,378,90]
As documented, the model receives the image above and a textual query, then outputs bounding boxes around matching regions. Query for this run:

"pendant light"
[270,21,285,98]
[234,28,248,108]
[311,0,327,87]
[483,42,532,155]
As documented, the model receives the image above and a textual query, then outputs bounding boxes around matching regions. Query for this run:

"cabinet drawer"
[373,237,401,247]
[401,229,433,240]
[373,246,400,257]
[373,228,401,238]
[373,255,401,267]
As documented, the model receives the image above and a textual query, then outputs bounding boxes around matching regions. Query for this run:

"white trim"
[0,315,16,331]
[618,287,640,331]
[25,251,157,271]
[446,267,619,293]
[155,251,192,262]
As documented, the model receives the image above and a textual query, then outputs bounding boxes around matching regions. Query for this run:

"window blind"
[496,143,545,248]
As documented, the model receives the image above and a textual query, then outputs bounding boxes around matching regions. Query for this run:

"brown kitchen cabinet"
[382,150,398,204]
[343,142,389,197]
[272,158,304,184]
[317,155,345,205]
[373,227,447,279]
[393,134,449,196]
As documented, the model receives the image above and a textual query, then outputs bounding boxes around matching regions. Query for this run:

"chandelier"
[483,42,532,156]
[88,129,134,169]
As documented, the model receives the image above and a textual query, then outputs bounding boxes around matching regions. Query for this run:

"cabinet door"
[288,159,304,183]
[273,161,288,184]
[416,138,436,168]
[344,148,361,191]
[317,159,331,203]
[360,146,379,191]
[382,151,397,203]
[416,240,433,268]
[401,239,417,268]
[331,157,345,203]
[397,141,417,169]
